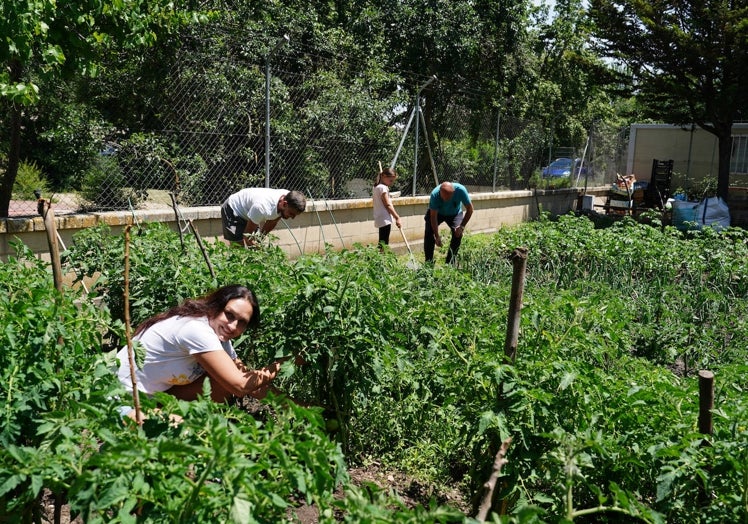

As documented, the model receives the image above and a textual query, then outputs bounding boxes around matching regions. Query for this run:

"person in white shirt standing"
[221,188,306,247]
[372,167,402,250]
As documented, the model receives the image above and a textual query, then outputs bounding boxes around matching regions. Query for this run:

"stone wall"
[0,188,597,261]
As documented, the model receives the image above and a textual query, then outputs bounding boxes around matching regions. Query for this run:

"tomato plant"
[4,214,748,522]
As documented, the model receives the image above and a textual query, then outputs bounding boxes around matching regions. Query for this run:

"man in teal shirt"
[424,182,474,264]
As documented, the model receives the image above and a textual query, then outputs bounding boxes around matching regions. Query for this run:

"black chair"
[646,159,673,208]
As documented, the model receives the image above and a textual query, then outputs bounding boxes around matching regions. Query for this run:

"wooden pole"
[188,219,215,279]
[504,247,528,362]
[169,192,185,251]
[475,437,512,522]
[698,370,714,436]
[698,369,714,505]
[37,198,63,293]
[124,225,143,425]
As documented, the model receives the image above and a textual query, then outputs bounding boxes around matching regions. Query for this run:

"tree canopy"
[589,0,748,198]
[0,0,198,216]
[2,0,745,215]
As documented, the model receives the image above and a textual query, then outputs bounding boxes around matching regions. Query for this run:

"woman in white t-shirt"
[372,167,402,249]
[117,285,294,410]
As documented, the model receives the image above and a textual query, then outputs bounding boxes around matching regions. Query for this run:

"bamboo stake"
[124,225,143,425]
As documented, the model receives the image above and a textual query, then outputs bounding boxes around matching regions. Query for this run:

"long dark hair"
[134,285,260,335]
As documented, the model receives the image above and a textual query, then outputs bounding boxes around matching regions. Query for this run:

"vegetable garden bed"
[2,213,748,523]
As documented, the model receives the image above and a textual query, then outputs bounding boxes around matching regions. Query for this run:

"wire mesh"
[7,36,623,217]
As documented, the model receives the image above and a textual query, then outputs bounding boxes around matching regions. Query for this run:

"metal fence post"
[492,107,501,192]
[265,34,289,188]
[412,76,437,196]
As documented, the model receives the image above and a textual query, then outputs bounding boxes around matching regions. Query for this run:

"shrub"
[12,160,50,200]
[79,154,143,210]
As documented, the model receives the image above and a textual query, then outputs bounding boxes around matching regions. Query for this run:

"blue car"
[541,157,587,178]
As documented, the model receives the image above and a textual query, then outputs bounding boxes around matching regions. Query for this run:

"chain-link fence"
[9,36,622,217]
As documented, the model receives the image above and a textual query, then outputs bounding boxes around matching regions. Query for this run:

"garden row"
[2,213,747,522]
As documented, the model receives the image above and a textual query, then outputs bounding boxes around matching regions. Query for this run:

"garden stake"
[698,369,714,506]
[307,189,327,250]
[187,219,215,279]
[498,249,527,399]
[123,225,143,425]
[281,218,304,256]
[37,198,63,293]
[169,193,215,278]
[504,247,528,362]
[320,192,346,249]
[169,191,186,250]
[475,437,512,522]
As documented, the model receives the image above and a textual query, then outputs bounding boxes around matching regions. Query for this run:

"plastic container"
[671,200,699,230]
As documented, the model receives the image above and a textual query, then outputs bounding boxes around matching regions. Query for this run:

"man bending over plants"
[115,284,302,421]
[221,188,307,248]
[424,181,474,264]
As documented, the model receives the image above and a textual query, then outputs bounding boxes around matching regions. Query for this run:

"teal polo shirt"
[428,183,471,216]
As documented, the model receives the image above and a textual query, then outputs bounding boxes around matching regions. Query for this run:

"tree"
[589,0,748,199]
[0,1,197,217]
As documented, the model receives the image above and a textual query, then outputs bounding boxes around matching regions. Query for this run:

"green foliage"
[62,223,219,341]
[1,238,466,523]
[12,160,49,200]
[0,243,113,449]
[79,154,145,211]
[9,211,748,522]
[26,87,111,191]
[0,1,196,104]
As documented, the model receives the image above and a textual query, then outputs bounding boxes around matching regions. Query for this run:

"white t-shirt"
[372,183,393,228]
[116,315,236,394]
[226,188,287,225]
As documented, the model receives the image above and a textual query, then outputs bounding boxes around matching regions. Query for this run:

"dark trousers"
[424,211,463,264]
[378,224,392,247]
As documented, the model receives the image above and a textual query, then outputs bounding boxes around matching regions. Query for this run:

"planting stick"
[281,218,304,256]
[187,219,215,279]
[169,192,186,251]
[698,369,714,506]
[307,189,327,249]
[504,247,528,362]
[321,194,346,249]
[37,198,63,293]
[123,225,143,425]
[698,369,714,436]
